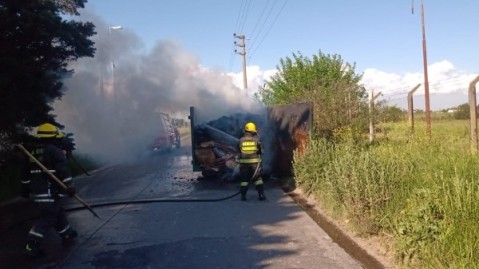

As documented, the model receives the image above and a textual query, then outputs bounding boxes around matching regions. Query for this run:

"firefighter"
[238,122,266,201]
[20,123,77,257]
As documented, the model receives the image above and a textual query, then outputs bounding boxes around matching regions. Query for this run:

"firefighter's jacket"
[238,132,262,164]
[21,142,74,203]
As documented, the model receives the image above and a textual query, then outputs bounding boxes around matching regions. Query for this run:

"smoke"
[54,12,263,164]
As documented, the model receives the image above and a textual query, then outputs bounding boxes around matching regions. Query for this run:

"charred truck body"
[189,103,312,181]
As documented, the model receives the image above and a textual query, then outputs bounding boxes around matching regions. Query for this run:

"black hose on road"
[0,191,241,233]
[64,190,241,212]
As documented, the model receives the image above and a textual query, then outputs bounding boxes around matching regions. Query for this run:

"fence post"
[369,90,382,144]
[407,84,421,133]
[469,75,479,152]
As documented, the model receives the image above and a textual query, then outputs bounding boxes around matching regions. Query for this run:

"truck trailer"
[189,102,313,180]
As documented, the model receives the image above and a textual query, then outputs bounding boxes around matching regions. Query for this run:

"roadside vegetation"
[294,119,479,268]
[256,51,479,268]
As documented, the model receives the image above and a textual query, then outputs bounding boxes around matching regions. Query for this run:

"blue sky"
[82,0,479,110]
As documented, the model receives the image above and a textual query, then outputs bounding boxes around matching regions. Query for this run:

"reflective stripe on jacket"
[239,133,262,164]
[23,142,73,202]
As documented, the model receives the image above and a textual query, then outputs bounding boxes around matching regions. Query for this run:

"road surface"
[0,146,365,269]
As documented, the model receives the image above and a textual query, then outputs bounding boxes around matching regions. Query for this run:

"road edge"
[281,185,396,269]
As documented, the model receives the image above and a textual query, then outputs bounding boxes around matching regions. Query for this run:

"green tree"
[453,103,470,120]
[256,51,368,137]
[377,104,406,122]
[0,0,95,144]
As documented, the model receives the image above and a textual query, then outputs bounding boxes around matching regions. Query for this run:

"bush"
[293,121,479,268]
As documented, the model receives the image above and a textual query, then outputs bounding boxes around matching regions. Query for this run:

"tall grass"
[293,120,479,268]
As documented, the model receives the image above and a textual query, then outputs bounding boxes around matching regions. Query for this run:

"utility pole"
[109,26,122,99]
[234,33,248,90]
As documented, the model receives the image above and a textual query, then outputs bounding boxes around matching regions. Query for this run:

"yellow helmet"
[36,123,64,138]
[244,122,257,133]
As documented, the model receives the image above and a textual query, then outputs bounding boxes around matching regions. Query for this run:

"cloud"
[227,65,277,98]
[230,60,478,111]
[361,60,478,109]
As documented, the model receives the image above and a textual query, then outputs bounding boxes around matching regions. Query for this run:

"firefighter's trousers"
[239,163,264,199]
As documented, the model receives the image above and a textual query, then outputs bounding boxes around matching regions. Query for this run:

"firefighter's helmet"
[36,123,64,138]
[244,122,257,133]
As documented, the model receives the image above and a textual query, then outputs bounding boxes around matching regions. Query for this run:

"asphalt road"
[0,146,364,269]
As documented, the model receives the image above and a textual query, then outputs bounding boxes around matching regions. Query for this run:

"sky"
[53,0,479,162]
[81,0,479,109]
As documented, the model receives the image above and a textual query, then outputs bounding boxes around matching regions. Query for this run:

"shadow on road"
[0,146,361,269]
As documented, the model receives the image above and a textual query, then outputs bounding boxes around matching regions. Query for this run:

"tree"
[0,0,95,143]
[255,51,368,137]
[377,104,406,122]
[453,103,470,120]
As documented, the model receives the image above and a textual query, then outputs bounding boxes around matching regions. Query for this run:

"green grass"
[293,118,479,268]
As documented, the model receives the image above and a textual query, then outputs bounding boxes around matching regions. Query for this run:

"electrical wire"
[229,0,248,72]
[249,0,289,60]
[238,0,252,36]
[372,75,475,100]
[247,0,272,47]
[247,0,278,52]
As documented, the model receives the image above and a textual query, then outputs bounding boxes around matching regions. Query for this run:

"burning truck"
[150,112,181,152]
[189,102,313,181]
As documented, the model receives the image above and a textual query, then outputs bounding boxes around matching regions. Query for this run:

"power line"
[229,0,248,72]
[247,0,278,52]
[238,0,252,35]
[247,0,272,46]
[249,0,288,60]
[370,76,476,99]
[233,0,246,32]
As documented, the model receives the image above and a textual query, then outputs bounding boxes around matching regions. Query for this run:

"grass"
[293,118,479,268]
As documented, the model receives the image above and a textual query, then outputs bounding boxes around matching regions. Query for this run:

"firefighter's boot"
[25,239,44,258]
[61,229,78,245]
[256,185,266,201]
[240,185,248,201]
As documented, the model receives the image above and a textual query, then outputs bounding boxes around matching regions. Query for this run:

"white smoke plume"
[54,12,263,164]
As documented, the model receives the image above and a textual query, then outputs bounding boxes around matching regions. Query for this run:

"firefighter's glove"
[65,186,76,197]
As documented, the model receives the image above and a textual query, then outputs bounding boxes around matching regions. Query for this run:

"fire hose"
[64,191,241,212]
[3,147,260,231]
[65,160,261,212]
[0,190,241,234]
[64,160,261,212]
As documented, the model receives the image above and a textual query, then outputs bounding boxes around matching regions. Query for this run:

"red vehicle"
[151,113,180,152]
